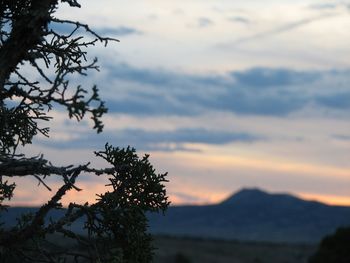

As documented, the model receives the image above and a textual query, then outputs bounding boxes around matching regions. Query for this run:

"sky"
[9,0,350,206]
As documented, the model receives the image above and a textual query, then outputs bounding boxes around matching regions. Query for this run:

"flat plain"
[153,235,317,263]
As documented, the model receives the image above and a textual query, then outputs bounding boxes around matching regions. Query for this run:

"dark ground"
[152,235,317,263]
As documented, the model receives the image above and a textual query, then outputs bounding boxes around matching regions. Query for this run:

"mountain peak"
[220,188,303,206]
[235,187,268,196]
[221,188,269,204]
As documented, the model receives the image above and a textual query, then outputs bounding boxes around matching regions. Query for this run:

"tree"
[308,227,350,263]
[0,1,169,262]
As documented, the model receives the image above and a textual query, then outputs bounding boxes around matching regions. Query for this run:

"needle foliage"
[0,1,169,262]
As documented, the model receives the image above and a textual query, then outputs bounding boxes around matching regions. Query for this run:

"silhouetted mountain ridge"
[148,188,350,243]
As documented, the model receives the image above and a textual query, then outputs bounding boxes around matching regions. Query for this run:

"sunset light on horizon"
[6,0,350,208]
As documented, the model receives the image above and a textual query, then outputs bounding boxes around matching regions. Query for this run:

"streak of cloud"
[37,128,261,152]
[218,13,337,48]
[309,3,338,10]
[96,26,142,36]
[228,16,251,24]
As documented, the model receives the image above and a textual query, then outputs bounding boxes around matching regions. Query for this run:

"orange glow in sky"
[5,0,350,210]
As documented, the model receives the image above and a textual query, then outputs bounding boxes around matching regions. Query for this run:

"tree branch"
[0,0,58,90]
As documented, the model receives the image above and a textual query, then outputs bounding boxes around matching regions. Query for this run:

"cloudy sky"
[12,0,350,206]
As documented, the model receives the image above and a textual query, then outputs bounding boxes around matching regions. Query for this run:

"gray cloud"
[309,3,339,10]
[106,95,197,116]
[308,1,350,11]
[38,128,260,151]
[198,17,214,28]
[228,16,251,24]
[107,63,318,90]
[316,92,350,109]
[332,134,350,141]
[231,68,318,88]
[211,91,307,116]
[96,26,142,36]
[106,63,183,87]
[101,63,350,117]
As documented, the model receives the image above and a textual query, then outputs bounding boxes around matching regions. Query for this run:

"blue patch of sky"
[48,22,140,37]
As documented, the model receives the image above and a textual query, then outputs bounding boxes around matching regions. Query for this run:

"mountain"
[2,188,350,243]
[148,188,350,243]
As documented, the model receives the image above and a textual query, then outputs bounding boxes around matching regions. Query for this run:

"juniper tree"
[0,1,169,262]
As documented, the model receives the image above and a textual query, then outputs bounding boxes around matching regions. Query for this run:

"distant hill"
[2,188,350,243]
[148,188,350,243]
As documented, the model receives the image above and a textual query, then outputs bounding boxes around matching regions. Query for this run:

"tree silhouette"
[309,227,350,263]
[0,1,169,262]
